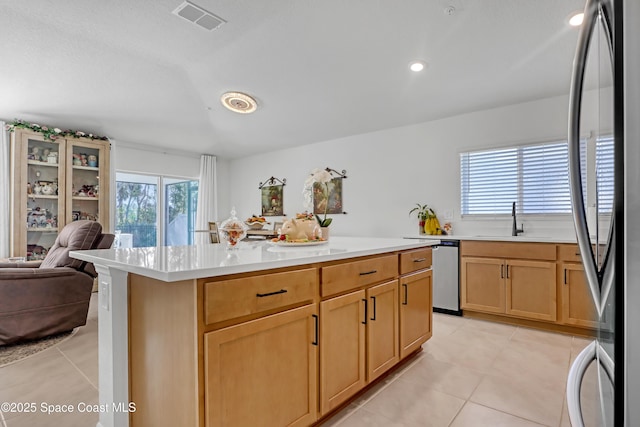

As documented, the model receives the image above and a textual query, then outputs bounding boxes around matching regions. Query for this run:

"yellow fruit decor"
[424,208,443,235]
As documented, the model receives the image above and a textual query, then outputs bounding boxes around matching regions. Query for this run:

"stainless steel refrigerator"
[566,0,639,425]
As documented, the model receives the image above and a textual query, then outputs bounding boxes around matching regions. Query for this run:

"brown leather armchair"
[0,221,114,345]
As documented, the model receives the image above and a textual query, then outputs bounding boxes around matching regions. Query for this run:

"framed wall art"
[258,176,286,216]
[313,168,347,215]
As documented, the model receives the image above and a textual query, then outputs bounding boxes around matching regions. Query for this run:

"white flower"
[302,168,333,211]
[310,168,332,184]
[54,128,61,133]
[32,124,41,128]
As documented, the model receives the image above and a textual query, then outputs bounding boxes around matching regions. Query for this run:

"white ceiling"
[0,0,587,159]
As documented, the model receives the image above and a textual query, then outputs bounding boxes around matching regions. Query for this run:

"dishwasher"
[431,239,461,315]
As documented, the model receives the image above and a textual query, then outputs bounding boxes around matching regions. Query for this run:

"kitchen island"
[70,237,438,427]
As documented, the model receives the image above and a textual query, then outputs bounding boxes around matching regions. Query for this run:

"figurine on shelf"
[47,152,58,164]
[27,182,32,195]
[32,182,42,195]
[73,153,82,166]
[80,153,88,166]
[88,155,97,167]
[28,147,40,161]
[41,148,50,162]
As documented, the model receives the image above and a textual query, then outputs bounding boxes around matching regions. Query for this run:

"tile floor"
[0,295,592,427]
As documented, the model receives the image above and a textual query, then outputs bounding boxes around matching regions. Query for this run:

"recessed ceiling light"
[569,12,584,27]
[409,61,427,72]
[220,92,258,114]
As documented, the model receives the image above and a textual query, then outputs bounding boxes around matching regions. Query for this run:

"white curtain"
[0,121,10,257]
[195,154,217,244]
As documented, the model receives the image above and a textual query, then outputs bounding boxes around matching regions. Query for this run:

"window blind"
[596,136,614,213]
[461,140,578,215]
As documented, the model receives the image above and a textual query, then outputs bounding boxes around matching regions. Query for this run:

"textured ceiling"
[0,0,587,158]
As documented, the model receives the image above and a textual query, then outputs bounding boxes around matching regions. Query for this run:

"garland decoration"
[5,119,108,141]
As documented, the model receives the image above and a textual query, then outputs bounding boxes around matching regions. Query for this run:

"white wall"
[114,141,201,178]
[224,88,612,239]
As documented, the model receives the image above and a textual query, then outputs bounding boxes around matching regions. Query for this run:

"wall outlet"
[444,209,454,220]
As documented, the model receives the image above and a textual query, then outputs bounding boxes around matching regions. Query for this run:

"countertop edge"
[70,238,439,282]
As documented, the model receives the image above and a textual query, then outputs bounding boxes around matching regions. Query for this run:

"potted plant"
[409,203,430,235]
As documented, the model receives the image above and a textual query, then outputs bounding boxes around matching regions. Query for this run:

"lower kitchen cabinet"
[399,269,432,359]
[461,256,556,322]
[319,290,366,415]
[366,280,400,382]
[561,262,599,329]
[461,257,505,314]
[204,304,318,427]
[505,259,556,321]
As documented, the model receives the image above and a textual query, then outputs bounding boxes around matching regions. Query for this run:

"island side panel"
[129,274,202,427]
[95,265,130,427]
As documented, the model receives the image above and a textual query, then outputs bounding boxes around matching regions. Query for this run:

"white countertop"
[70,236,439,282]
[404,234,580,244]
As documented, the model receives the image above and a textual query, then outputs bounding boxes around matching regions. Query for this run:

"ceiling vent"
[172,1,226,31]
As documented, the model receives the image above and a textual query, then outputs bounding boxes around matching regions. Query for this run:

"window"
[461,140,576,215]
[460,137,610,216]
[596,136,614,213]
[115,173,198,247]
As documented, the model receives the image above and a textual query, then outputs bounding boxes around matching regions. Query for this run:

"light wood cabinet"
[205,304,318,427]
[10,129,110,259]
[319,290,366,415]
[399,269,432,358]
[505,259,556,321]
[461,256,556,321]
[460,244,557,322]
[560,262,599,329]
[128,247,434,427]
[461,257,505,314]
[366,280,400,382]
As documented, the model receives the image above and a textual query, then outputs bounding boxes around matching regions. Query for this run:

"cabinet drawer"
[558,244,589,263]
[461,241,556,261]
[321,255,397,297]
[399,248,432,274]
[204,268,317,325]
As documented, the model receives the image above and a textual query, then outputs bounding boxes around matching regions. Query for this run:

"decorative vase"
[321,227,330,241]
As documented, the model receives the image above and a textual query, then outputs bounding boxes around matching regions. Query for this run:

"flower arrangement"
[303,168,333,227]
[5,119,108,141]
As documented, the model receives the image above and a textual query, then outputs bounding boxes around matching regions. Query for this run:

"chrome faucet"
[512,201,524,236]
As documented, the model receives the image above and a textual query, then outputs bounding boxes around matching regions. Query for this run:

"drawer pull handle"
[402,284,408,305]
[413,258,427,263]
[359,270,377,276]
[256,289,287,298]
[371,296,377,321]
[564,268,568,285]
[575,252,581,256]
[500,264,504,279]
[312,314,319,346]
[362,299,368,324]
[506,264,510,279]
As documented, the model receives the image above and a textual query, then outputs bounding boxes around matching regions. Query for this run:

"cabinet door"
[460,257,505,313]
[505,259,557,321]
[66,139,110,231]
[561,263,599,328]
[366,280,399,382]
[399,269,432,359]
[205,304,318,427]
[320,290,366,415]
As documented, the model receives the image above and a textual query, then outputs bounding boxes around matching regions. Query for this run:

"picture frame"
[313,177,344,215]
[261,185,284,216]
[72,210,81,221]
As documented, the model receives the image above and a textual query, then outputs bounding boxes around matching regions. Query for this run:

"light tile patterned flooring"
[0,295,591,426]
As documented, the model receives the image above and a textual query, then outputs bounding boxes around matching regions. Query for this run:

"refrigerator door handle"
[567,340,615,427]
[568,0,615,317]
[567,341,598,427]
